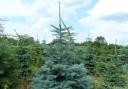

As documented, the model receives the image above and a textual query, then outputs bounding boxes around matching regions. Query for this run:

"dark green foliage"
[84,47,95,75]
[76,40,95,75]
[31,42,46,72]
[15,46,32,81]
[118,46,128,65]
[95,47,126,88]
[0,34,51,89]
[0,37,16,89]
[11,34,46,89]
[84,38,95,75]
[103,63,126,87]
[98,56,126,88]
[94,36,107,46]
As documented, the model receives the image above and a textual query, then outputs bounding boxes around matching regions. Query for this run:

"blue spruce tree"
[32,2,91,89]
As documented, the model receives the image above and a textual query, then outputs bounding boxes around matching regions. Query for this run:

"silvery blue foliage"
[32,61,90,89]
[32,4,91,88]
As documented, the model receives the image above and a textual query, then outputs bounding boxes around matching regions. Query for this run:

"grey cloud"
[100,13,128,23]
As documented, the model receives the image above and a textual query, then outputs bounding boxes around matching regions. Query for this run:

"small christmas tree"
[84,35,95,75]
[32,2,91,89]
[15,34,33,89]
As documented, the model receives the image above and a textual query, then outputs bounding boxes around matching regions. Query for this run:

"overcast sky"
[0,0,128,45]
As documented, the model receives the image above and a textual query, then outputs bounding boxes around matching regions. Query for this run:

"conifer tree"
[84,35,95,75]
[31,41,45,72]
[32,2,91,89]
[0,21,14,89]
[0,38,12,89]
[15,34,33,89]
